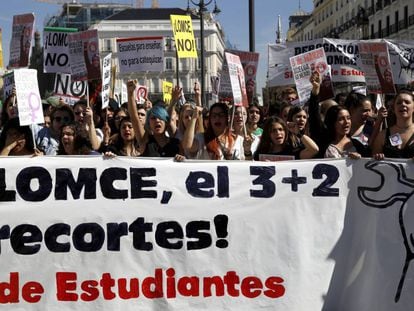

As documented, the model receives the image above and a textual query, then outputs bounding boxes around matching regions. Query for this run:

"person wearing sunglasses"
[36,104,74,155]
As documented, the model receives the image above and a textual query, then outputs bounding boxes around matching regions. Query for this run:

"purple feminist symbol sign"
[28,92,41,123]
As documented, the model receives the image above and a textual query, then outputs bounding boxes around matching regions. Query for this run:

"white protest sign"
[357,41,396,94]
[8,13,35,68]
[117,37,164,74]
[0,157,413,310]
[43,28,77,74]
[14,68,44,125]
[225,52,248,107]
[101,53,112,109]
[54,73,88,105]
[68,32,88,81]
[290,47,330,105]
[211,74,220,103]
[136,85,148,105]
[122,81,128,104]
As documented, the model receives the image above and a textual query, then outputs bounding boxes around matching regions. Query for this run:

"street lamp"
[186,0,220,108]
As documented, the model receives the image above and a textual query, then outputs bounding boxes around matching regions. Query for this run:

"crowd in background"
[1,73,414,162]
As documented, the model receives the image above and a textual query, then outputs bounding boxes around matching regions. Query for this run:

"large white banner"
[268,38,414,87]
[0,157,413,310]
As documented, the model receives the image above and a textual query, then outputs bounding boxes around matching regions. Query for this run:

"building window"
[386,15,390,36]
[395,11,399,32]
[371,24,374,38]
[165,37,172,51]
[404,5,408,28]
[166,58,173,71]
[378,20,382,37]
[105,39,111,52]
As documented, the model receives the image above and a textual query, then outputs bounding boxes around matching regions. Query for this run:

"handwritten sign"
[14,68,44,125]
[170,15,198,58]
[117,37,164,74]
[224,52,248,106]
[101,53,112,109]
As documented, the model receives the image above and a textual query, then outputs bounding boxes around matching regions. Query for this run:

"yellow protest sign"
[170,15,198,58]
[163,81,173,104]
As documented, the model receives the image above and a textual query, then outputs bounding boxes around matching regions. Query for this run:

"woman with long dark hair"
[254,116,318,161]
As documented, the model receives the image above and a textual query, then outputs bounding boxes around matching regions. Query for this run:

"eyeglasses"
[54,116,71,123]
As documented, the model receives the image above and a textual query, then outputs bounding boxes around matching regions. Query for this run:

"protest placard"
[224,52,248,107]
[117,37,164,74]
[357,42,396,94]
[163,81,173,104]
[290,47,332,105]
[101,53,112,109]
[136,85,148,105]
[226,49,259,104]
[68,32,88,81]
[43,27,77,74]
[268,38,414,87]
[211,75,220,103]
[1,157,413,310]
[8,13,35,69]
[170,15,197,58]
[81,29,101,80]
[2,71,15,100]
[14,68,44,125]
[54,73,88,105]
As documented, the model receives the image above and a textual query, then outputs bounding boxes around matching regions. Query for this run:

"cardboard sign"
[54,73,87,105]
[357,42,396,94]
[2,71,15,100]
[43,27,77,74]
[14,68,44,125]
[290,47,332,105]
[163,81,173,104]
[117,37,164,74]
[8,13,35,68]
[68,32,88,81]
[101,53,112,109]
[82,29,101,80]
[226,49,259,104]
[225,52,248,107]
[136,85,148,105]
[170,15,198,58]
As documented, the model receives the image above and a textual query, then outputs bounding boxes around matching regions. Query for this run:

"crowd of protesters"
[0,73,414,161]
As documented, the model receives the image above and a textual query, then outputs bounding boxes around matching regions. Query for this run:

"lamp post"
[166,38,180,86]
[187,0,220,108]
